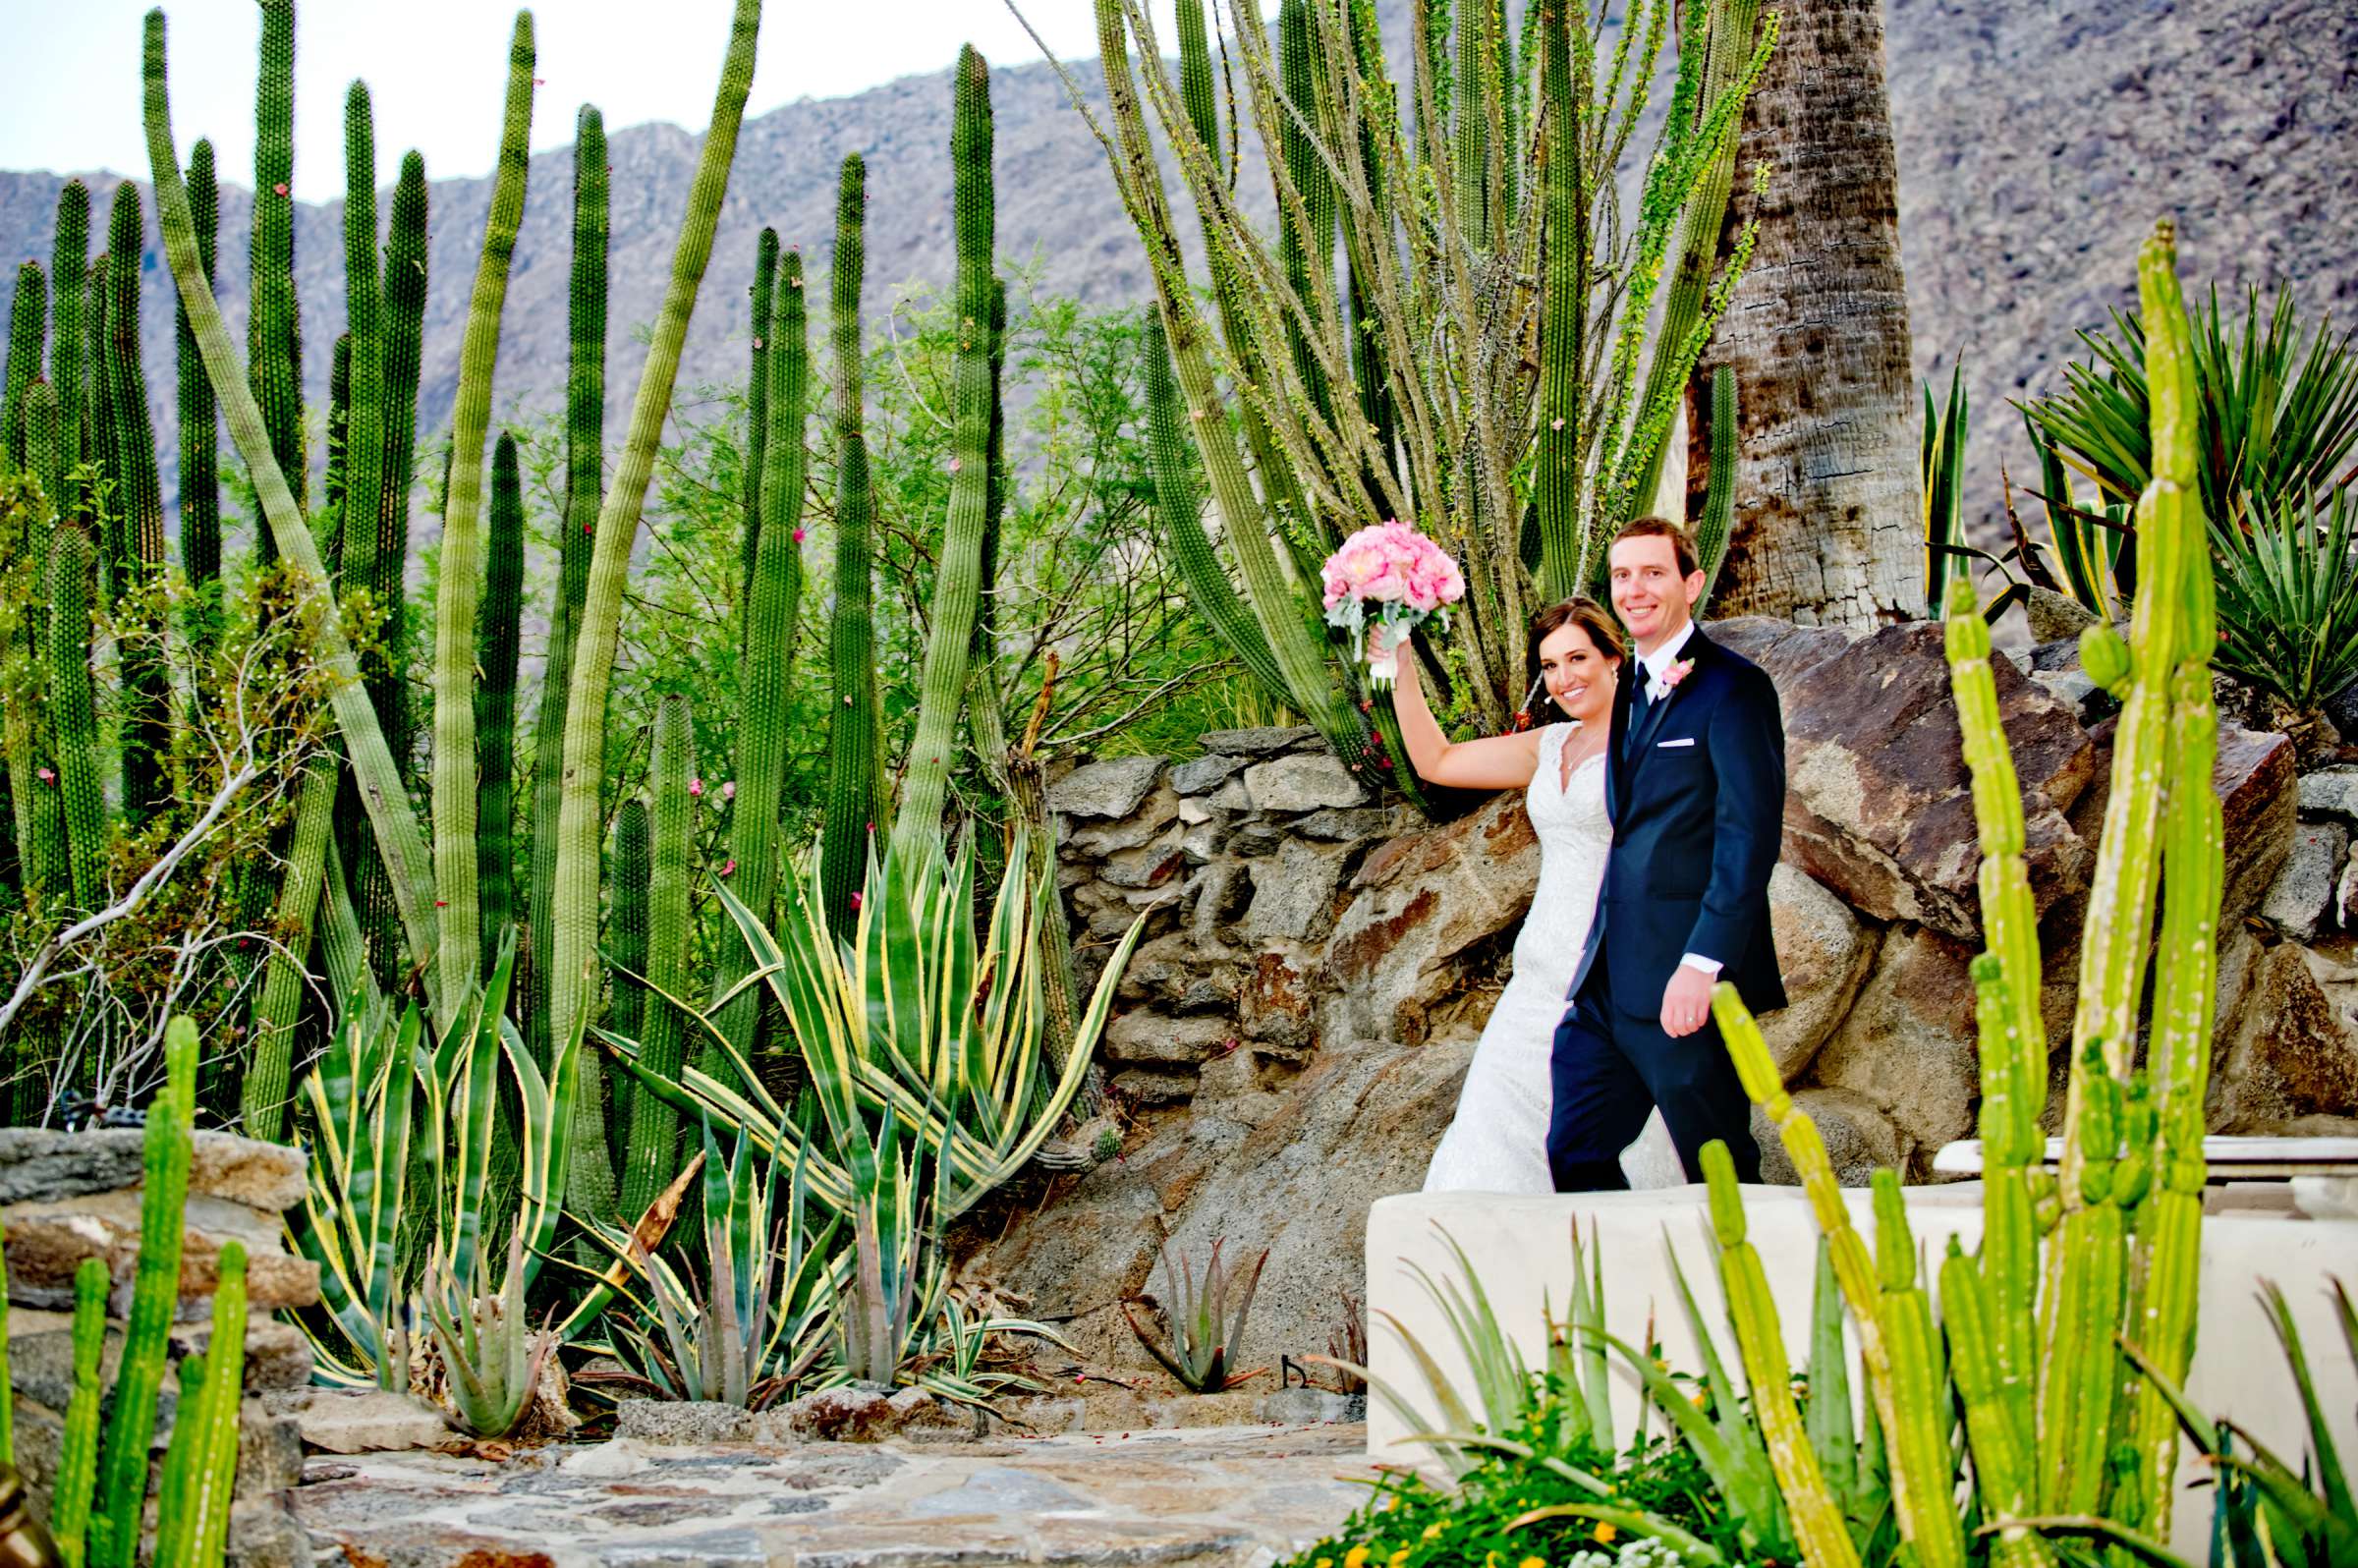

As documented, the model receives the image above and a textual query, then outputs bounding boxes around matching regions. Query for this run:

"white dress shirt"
[1633,619,1719,980]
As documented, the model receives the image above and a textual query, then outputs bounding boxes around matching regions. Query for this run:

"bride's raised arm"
[1376,626,1544,792]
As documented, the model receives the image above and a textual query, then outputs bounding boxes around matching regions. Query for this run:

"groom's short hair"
[1612,516,1701,580]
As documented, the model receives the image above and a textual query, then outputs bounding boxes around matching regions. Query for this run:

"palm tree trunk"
[1691,0,1919,630]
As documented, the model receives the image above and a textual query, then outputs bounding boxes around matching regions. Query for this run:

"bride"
[1379,600,1683,1193]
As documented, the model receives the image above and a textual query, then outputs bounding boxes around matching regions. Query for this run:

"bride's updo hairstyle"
[1516,597,1624,727]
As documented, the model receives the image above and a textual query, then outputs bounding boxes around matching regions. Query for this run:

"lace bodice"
[1513,722,1612,986]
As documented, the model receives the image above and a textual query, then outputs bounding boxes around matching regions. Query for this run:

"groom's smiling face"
[1608,533,1704,648]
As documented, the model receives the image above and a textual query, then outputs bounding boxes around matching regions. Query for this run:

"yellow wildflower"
[1389,1550,1411,1568]
[1422,1524,1444,1542]
[1594,1523,1619,1544]
[1519,1556,1547,1568]
[1344,1549,1370,1568]
[1316,1560,1331,1568]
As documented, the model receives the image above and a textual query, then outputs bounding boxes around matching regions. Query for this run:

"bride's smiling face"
[1538,622,1618,726]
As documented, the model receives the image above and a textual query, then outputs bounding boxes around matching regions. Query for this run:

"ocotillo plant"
[528,107,607,1065]
[623,696,695,1217]
[1063,0,1771,749]
[890,45,995,859]
[477,431,526,969]
[545,0,765,1224]
[1704,218,2221,1562]
[709,245,808,1068]
[820,151,883,926]
[430,12,535,1017]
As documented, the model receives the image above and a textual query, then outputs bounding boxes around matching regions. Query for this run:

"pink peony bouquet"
[1319,520,1466,689]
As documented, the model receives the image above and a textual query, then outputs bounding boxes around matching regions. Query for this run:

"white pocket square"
[1656,737,1697,749]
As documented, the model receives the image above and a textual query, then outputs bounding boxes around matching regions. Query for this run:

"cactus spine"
[249,0,302,537]
[146,8,444,1009]
[711,246,808,1065]
[547,0,765,1224]
[529,107,607,1064]
[49,182,88,516]
[1698,1142,1860,1568]
[739,226,778,608]
[430,12,536,1016]
[821,152,883,925]
[246,756,336,1142]
[88,1014,196,1568]
[477,431,526,971]
[51,1257,108,1568]
[891,48,996,859]
[49,528,105,911]
[180,141,221,650]
[624,696,695,1217]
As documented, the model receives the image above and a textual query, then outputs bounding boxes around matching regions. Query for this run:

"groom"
[1546,517,1786,1190]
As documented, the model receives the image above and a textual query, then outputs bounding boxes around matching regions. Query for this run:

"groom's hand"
[1660,965,1715,1038]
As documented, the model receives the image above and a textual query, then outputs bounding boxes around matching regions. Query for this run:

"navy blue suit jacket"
[1571,624,1787,1016]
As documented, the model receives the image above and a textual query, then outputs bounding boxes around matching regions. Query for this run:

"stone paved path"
[293,1423,1374,1568]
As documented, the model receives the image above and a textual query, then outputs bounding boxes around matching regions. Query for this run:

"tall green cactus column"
[2,263,40,469]
[891,47,995,860]
[477,431,526,968]
[179,141,221,655]
[605,798,650,1111]
[47,529,105,911]
[710,247,808,1067]
[1534,0,1585,596]
[528,107,607,1064]
[545,0,765,1226]
[738,226,778,610]
[81,258,108,539]
[87,1015,197,1568]
[335,84,389,644]
[48,182,88,520]
[10,386,73,910]
[246,756,336,1143]
[429,13,536,1017]
[821,152,883,924]
[623,697,695,1216]
[249,0,303,542]
[104,185,169,829]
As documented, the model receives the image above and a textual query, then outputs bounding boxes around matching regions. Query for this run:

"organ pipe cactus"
[184,1241,250,1568]
[712,246,808,1066]
[529,107,606,1065]
[1700,219,2220,1565]
[477,430,526,969]
[546,0,764,1228]
[374,151,429,746]
[49,1258,107,1568]
[147,1354,203,1568]
[104,184,168,826]
[739,226,778,607]
[249,0,302,533]
[245,756,337,1142]
[623,697,696,1219]
[820,151,883,925]
[891,46,996,859]
[179,140,221,650]
[49,181,87,516]
[2,262,39,470]
[431,12,536,1017]
[336,84,389,632]
[607,800,651,1061]
[145,7,444,1010]
[88,1015,196,1568]
[48,527,105,911]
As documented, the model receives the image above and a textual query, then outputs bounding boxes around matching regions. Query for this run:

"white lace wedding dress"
[1422,720,1685,1193]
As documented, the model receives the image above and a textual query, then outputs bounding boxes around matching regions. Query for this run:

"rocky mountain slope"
[3,0,2351,541]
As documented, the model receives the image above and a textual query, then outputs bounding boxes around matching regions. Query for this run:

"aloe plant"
[1122,1238,1267,1393]
[422,1226,558,1438]
[2209,484,2358,708]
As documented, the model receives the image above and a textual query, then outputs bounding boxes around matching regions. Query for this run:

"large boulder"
[1712,618,2098,943]
[1808,924,1982,1168]
[1759,865,1878,1082]
[2211,941,2358,1132]
[2067,717,2296,924]
[1319,793,1540,1048]
[1755,1089,1909,1187]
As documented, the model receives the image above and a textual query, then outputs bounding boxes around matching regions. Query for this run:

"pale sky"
[0,0,1105,200]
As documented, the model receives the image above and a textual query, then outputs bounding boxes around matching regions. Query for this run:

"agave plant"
[574,1120,839,1410]
[2210,485,2358,709]
[288,942,579,1390]
[1122,1237,1267,1394]
[421,1226,561,1439]
[2021,282,2358,532]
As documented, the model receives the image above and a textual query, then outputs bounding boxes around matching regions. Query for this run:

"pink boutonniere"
[1662,657,1695,690]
